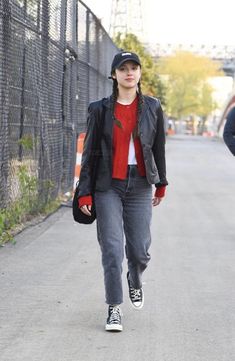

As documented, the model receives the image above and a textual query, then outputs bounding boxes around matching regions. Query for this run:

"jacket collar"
[102,96,112,109]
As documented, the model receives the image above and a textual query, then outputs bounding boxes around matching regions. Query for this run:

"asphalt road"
[0,135,235,361]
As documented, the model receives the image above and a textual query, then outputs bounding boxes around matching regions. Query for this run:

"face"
[112,61,141,90]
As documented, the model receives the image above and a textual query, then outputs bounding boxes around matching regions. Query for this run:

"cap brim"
[115,58,141,70]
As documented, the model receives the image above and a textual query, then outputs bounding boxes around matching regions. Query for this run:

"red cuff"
[78,195,92,208]
[155,186,166,198]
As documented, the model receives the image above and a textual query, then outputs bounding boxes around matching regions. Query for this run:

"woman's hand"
[152,197,163,207]
[80,205,92,216]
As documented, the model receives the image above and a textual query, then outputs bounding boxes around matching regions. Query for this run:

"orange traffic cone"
[73,132,86,191]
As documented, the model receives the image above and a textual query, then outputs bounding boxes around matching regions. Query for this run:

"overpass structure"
[147,42,235,78]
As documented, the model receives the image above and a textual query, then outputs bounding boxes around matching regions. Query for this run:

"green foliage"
[113,33,167,105]
[197,82,218,118]
[17,139,37,212]
[18,135,34,151]
[0,165,58,246]
[158,51,223,119]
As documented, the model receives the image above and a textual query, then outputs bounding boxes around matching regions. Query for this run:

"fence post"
[38,0,51,202]
[18,0,27,161]
[0,0,10,208]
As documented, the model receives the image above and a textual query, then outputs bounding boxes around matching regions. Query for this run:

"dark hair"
[110,79,144,138]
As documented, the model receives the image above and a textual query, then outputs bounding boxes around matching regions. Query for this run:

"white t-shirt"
[128,135,137,164]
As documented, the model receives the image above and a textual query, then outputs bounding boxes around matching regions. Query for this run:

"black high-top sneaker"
[127,272,144,309]
[105,305,123,332]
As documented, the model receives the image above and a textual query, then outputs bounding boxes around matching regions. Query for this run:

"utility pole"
[109,0,143,40]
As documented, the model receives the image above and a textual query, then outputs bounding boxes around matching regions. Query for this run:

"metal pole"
[0,0,10,207]
[18,0,27,161]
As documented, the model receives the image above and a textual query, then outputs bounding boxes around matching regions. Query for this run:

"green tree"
[114,33,166,106]
[158,51,222,120]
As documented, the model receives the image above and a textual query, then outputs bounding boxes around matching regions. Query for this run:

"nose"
[126,67,133,75]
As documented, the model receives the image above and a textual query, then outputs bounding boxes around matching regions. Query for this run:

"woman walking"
[78,51,168,332]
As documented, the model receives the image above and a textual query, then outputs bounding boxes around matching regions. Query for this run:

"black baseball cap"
[111,51,141,74]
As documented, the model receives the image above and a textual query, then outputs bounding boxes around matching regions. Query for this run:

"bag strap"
[90,99,105,190]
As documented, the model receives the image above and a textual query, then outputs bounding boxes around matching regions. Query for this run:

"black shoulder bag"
[72,101,105,224]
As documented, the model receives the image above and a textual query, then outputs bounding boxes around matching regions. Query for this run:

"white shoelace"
[130,288,141,301]
[109,306,121,323]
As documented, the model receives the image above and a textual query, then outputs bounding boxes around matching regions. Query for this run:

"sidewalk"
[0,135,235,361]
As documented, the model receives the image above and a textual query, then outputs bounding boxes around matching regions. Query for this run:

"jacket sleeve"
[152,100,168,187]
[223,107,235,156]
[78,104,100,197]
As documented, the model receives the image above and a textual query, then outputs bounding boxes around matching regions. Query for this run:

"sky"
[85,0,235,47]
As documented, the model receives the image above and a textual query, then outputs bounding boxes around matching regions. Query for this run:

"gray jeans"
[95,165,152,305]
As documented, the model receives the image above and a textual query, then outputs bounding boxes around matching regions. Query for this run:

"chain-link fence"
[0,0,118,213]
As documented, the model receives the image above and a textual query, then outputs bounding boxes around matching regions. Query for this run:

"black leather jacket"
[78,95,168,197]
